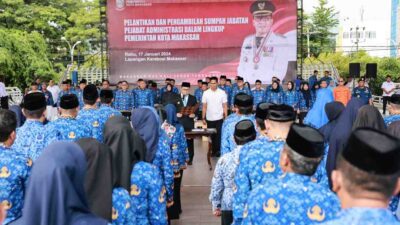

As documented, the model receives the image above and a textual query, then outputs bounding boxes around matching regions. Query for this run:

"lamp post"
[61,37,82,65]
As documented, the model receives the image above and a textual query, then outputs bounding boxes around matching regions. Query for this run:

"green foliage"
[0,0,102,88]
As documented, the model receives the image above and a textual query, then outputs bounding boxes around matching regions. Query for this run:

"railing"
[299,63,340,83]
[6,87,23,106]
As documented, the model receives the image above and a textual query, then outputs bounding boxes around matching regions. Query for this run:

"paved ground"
[171,139,220,225]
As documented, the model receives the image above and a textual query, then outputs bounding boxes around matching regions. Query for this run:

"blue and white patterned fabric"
[320,208,400,225]
[242,173,340,225]
[174,125,188,170]
[77,108,106,142]
[98,104,122,121]
[133,88,154,108]
[13,120,58,161]
[231,87,252,107]
[233,137,284,224]
[220,114,257,156]
[0,145,31,224]
[220,85,233,106]
[384,115,400,126]
[114,90,134,111]
[284,90,299,110]
[265,91,284,105]
[76,89,84,109]
[152,130,174,202]
[210,146,242,211]
[151,88,161,104]
[389,196,399,219]
[298,91,315,111]
[112,188,136,225]
[352,87,372,105]
[42,91,54,106]
[130,161,167,225]
[46,117,92,142]
[251,89,266,108]
[194,88,204,111]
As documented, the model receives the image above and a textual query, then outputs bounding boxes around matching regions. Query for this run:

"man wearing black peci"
[177,82,198,165]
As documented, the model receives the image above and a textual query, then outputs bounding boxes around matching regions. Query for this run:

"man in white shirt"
[46,80,61,121]
[381,75,396,115]
[202,77,228,157]
[0,77,8,109]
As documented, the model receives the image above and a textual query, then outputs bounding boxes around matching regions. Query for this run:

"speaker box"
[366,63,377,78]
[349,63,361,78]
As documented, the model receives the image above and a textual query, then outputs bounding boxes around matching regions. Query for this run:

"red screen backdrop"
[107,0,297,84]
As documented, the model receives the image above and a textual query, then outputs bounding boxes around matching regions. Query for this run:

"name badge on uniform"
[263,47,274,57]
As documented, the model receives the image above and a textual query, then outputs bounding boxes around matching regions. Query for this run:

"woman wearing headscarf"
[283,81,298,110]
[162,104,189,220]
[131,108,175,208]
[326,98,366,188]
[10,142,108,225]
[304,88,334,129]
[76,138,135,225]
[161,83,181,109]
[265,81,283,104]
[352,105,386,131]
[311,82,320,102]
[319,101,345,143]
[104,116,167,225]
[297,82,314,125]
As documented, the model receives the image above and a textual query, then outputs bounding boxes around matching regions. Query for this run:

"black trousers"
[298,111,308,125]
[0,96,8,109]
[383,96,391,115]
[187,138,194,163]
[167,170,183,220]
[221,210,233,225]
[206,119,223,156]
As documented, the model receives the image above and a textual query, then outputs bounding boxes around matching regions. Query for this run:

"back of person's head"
[21,92,47,119]
[100,89,114,104]
[255,102,273,131]
[352,105,385,131]
[234,93,253,115]
[60,94,79,116]
[0,110,17,142]
[334,128,400,200]
[282,124,325,176]
[390,94,400,108]
[234,120,256,146]
[83,84,99,106]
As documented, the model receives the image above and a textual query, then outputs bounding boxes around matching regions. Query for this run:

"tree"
[309,0,339,56]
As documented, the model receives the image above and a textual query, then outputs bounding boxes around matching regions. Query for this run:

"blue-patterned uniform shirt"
[174,125,189,170]
[233,138,284,224]
[46,117,92,142]
[298,91,315,111]
[112,188,136,225]
[114,90,134,111]
[384,114,400,126]
[265,91,284,105]
[133,88,154,108]
[252,89,266,108]
[0,146,31,224]
[76,89,84,109]
[284,90,299,110]
[210,146,242,211]
[130,161,167,225]
[13,120,58,161]
[152,130,174,202]
[242,173,340,225]
[221,114,257,155]
[231,87,252,107]
[352,87,372,104]
[161,122,179,174]
[194,88,204,111]
[320,208,400,225]
[98,104,123,122]
[77,108,106,142]
[220,85,233,106]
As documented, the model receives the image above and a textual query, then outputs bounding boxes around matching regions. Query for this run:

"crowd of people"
[0,70,399,225]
